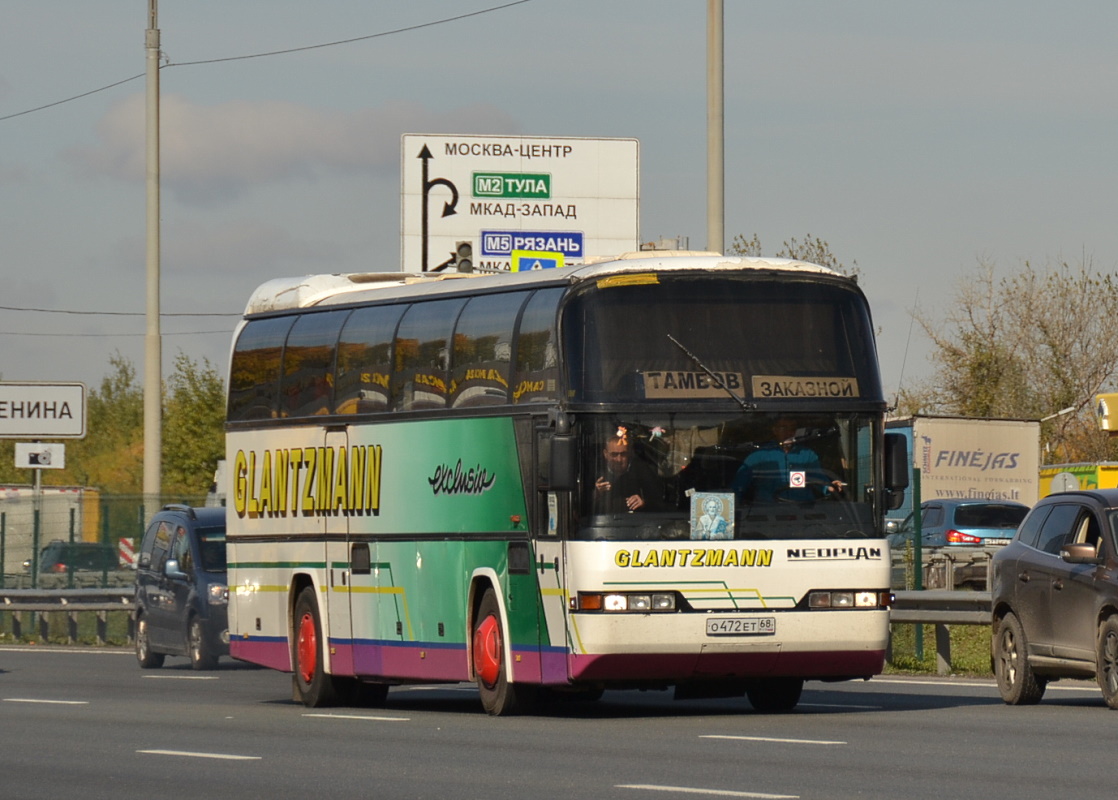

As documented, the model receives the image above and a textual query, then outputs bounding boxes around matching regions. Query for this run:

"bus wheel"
[293,587,338,708]
[473,589,534,715]
[746,677,803,713]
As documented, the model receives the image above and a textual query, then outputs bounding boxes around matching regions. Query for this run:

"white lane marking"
[0,646,131,655]
[798,702,881,710]
[4,698,89,705]
[617,785,797,799]
[393,684,476,693]
[141,675,219,680]
[138,750,260,761]
[874,677,1099,693]
[701,734,846,746]
[303,713,410,722]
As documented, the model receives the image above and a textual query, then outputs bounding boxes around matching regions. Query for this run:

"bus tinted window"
[450,292,527,407]
[512,287,562,404]
[335,304,403,415]
[228,316,295,421]
[564,275,880,403]
[393,298,467,411]
[281,310,349,418]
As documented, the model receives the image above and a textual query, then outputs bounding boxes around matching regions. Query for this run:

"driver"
[731,417,843,503]
[593,428,666,513]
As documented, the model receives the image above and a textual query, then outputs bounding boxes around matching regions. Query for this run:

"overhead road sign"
[510,250,564,272]
[0,382,87,439]
[402,134,639,273]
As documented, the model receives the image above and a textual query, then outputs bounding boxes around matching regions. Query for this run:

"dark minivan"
[134,505,228,670]
[991,489,1118,709]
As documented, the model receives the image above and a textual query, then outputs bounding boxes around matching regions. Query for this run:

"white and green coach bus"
[225,252,908,715]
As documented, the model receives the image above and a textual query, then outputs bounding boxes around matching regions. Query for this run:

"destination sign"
[751,375,859,399]
[481,230,584,257]
[473,173,551,198]
[643,371,746,399]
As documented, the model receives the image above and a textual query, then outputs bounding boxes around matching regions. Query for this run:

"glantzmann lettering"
[233,445,383,519]
[614,548,773,568]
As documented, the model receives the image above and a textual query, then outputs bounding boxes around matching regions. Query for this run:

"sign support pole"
[143,0,163,510]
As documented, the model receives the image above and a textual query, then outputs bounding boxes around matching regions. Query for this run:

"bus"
[225,252,908,715]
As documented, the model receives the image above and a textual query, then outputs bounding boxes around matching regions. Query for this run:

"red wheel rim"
[297,612,317,684]
[473,614,501,687]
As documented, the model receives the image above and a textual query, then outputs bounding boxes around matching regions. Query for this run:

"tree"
[0,352,226,497]
[910,257,1118,463]
[162,353,226,498]
[63,353,145,492]
[728,232,860,280]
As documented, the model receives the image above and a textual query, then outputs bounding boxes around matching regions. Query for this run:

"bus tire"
[473,589,535,716]
[745,677,803,713]
[292,587,339,708]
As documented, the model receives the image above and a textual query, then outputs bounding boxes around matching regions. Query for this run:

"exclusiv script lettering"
[428,460,497,496]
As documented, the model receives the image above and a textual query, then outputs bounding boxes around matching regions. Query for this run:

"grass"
[0,609,133,647]
[887,622,992,677]
[0,609,994,679]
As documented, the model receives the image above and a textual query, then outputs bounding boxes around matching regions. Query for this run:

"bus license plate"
[706,617,776,636]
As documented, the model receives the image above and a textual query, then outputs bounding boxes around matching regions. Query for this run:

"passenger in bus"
[731,417,842,503]
[593,428,666,513]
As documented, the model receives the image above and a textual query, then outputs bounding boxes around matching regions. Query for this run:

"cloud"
[66,94,519,205]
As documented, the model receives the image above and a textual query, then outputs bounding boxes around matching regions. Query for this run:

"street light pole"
[143,0,162,511]
[706,0,724,255]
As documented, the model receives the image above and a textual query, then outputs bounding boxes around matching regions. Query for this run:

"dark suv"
[991,490,1118,708]
[29,540,119,573]
[134,505,228,670]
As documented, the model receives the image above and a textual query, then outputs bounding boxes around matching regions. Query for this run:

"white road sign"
[0,382,86,438]
[15,442,66,469]
[401,134,639,273]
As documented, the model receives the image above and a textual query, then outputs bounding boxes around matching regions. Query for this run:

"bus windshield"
[563,272,881,404]
[576,412,877,542]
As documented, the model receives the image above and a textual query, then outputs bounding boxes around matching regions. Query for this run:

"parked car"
[887,499,1029,548]
[25,540,120,573]
[134,505,228,670]
[991,489,1118,708]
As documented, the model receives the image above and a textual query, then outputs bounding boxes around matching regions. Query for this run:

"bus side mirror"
[549,434,577,491]
[884,433,909,510]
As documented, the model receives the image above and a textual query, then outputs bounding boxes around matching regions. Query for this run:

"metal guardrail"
[890,590,992,675]
[0,588,134,645]
[1,585,990,674]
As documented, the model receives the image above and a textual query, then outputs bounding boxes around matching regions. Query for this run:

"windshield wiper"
[666,334,756,412]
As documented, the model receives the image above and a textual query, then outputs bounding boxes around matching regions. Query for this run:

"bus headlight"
[574,592,677,612]
[808,590,889,609]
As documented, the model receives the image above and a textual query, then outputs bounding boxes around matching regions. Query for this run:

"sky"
[3,1,1117,406]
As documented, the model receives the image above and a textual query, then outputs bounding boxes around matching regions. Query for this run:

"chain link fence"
[0,491,209,589]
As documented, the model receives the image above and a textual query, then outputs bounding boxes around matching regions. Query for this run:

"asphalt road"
[1,645,1114,800]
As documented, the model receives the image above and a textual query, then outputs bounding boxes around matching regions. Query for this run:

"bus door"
[533,426,571,684]
[324,427,356,677]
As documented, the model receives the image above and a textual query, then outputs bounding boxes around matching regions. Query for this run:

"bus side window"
[450,292,527,408]
[336,304,404,415]
[280,310,349,418]
[393,298,467,412]
[228,316,295,422]
[511,287,563,405]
